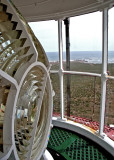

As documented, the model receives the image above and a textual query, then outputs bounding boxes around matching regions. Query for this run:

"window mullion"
[99,7,108,136]
[58,20,64,120]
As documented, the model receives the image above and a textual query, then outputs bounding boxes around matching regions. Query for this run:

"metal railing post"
[99,8,108,136]
[58,19,64,120]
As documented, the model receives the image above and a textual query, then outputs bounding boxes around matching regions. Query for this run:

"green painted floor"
[47,127,112,160]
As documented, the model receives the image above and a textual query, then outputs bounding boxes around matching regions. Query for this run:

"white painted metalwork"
[42,150,54,160]
[50,70,59,74]
[63,70,101,77]
[52,118,114,157]
[12,0,114,22]
[0,1,53,160]
[99,7,108,136]
[58,20,64,120]
[108,75,114,80]
[53,4,114,142]
[0,0,114,160]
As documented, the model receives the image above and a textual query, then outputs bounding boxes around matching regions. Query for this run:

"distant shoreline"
[50,59,88,63]
[46,51,114,64]
[49,59,114,64]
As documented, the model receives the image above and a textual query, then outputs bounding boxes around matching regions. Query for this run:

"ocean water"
[46,51,114,63]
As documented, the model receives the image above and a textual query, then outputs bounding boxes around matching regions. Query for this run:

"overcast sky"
[29,7,114,52]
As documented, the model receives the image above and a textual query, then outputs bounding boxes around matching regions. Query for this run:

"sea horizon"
[46,51,114,64]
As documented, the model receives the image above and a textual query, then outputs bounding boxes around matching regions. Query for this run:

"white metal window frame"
[51,7,114,137]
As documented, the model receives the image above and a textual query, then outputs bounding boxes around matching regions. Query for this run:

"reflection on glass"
[0,1,51,159]
[0,85,10,152]
[31,85,49,159]
[14,67,45,158]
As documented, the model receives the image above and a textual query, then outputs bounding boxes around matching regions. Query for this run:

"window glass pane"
[50,74,60,115]
[50,61,59,70]
[106,79,114,126]
[108,7,114,76]
[70,61,102,74]
[68,12,102,73]
[29,20,59,63]
[65,75,101,130]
